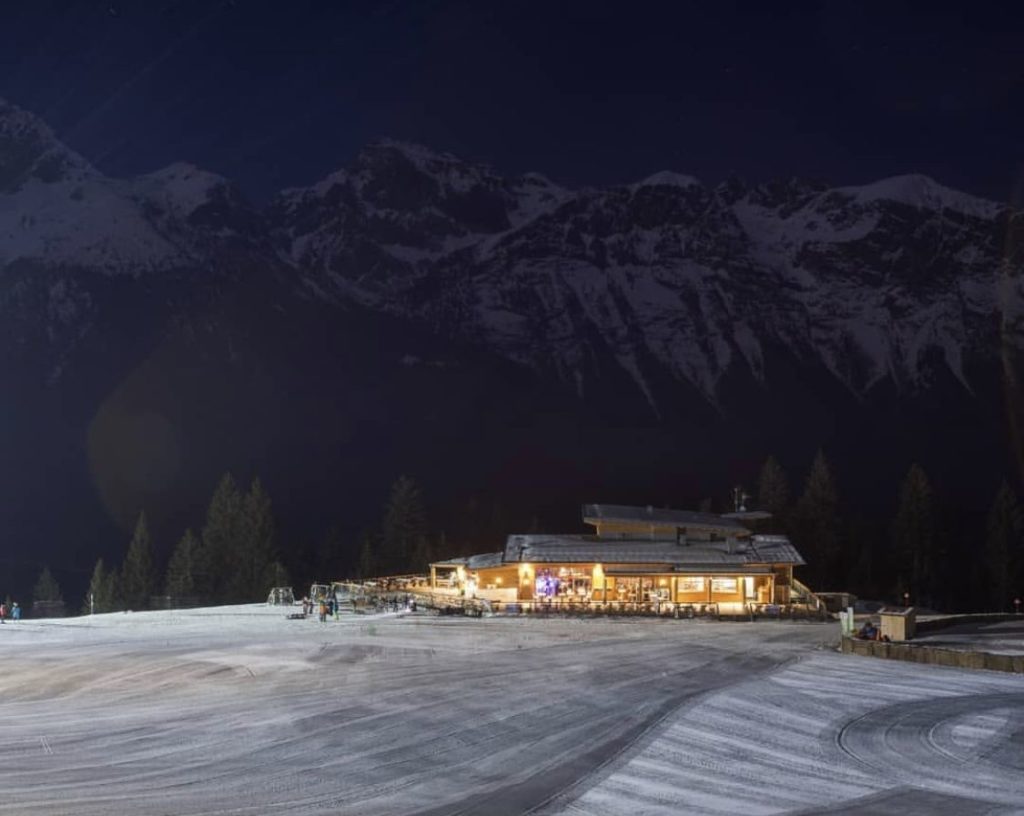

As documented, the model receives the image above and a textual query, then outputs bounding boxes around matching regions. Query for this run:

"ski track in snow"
[1,608,1022,815]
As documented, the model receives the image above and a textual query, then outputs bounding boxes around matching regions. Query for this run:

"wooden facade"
[430,504,804,609]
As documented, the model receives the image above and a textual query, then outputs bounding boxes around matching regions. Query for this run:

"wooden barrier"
[841,636,1024,674]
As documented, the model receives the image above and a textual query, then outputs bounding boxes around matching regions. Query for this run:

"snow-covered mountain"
[0,99,264,274]
[274,142,1023,412]
[4,96,1019,414]
[1,97,1021,575]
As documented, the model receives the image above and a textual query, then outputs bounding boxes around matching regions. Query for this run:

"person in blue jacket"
[12,602,20,621]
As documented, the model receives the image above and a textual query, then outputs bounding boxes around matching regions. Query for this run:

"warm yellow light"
[495,577,502,585]
[659,578,667,587]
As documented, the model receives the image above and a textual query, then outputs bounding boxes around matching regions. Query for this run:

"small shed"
[880,606,916,641]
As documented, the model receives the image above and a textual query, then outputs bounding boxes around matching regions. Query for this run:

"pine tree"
[122,511,155,610]
[891,464,936,607]
[985,481,1023,612]
[435,530,450,561]
[357,529,377,579]
[165,529,202,599]
[32,566,62,603]
[380,475,427,576]
[225,477,277,601]
[82,558,117,614]
[793,450,839,590]
[263,560,290,591]
[756,456,790,530]
[202,473,245,601]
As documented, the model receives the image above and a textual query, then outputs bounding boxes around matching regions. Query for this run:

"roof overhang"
[604,564,773,576]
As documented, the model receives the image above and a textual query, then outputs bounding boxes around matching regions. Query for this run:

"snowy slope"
[1,610,1021,815]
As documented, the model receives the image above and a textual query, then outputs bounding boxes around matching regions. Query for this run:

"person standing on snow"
[11,602,20,621]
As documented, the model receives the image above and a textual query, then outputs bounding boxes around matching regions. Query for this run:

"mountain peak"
[365,138,464,165]
[0,98,94,190]
[838,173,1002,218]
[129,162,239,223]
[0,97,53,138]
[633,170,701,190]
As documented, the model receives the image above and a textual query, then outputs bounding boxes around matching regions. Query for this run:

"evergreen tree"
[357,529,378,579]
[82,558,117,614]
[756,455,790,529]
[891,464,936,607]
[380,475,427,575]
[793,449,839,590]
[263,560,290,592]
[434,530,450,561]
[202,473,245,601]
[985,481,1023,611]
[225,477,277,601]
[165,529,201,599]
[122,511,155,610]
[32,566,62,603]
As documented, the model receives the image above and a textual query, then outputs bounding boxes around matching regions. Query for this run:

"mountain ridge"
[1,97,1021,601]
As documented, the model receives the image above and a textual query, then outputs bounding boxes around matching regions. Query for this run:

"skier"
[11,602,20,621]
[0,601,6,623]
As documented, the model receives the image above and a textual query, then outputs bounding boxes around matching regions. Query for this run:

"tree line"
[755,451,1024,612]
[29,456,1023,616]
[82,474,288,613]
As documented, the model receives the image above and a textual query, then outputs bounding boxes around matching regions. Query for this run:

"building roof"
[431,552,505,570]
[581,503,749,534]
[502,533,804,568]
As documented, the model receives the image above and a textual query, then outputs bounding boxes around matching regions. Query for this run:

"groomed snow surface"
[1,608,1022,815]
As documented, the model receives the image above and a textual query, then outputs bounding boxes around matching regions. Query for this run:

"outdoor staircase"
[791,578,825,612]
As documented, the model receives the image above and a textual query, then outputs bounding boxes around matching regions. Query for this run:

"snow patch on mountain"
[0,173,185,272]
[129,162,231,222]
[837,174,1002,220]
[634,170,700,190]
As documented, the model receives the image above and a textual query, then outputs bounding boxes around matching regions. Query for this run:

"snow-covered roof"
[501,534,804,567]
[431,552,505,570]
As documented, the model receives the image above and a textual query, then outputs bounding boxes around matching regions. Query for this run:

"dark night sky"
[2,1,1023,202]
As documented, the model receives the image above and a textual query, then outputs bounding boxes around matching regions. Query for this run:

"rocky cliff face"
[273,141,1023,413]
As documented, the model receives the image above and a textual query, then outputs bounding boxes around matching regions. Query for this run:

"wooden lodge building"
[429,504,805,610]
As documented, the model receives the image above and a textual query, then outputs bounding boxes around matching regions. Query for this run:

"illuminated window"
[679,577,704,593]
[711,578,738,594]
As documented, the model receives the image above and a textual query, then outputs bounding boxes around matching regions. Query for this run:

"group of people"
[301,596,338,622]
[0,601,21,623]
[297,593,417,621]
